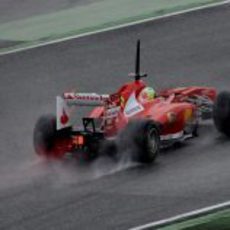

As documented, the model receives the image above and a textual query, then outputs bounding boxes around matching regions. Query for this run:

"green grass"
[0,0,225,53]
[158,209,230,230]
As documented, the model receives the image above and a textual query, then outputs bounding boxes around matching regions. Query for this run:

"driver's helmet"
[138,87,156,103]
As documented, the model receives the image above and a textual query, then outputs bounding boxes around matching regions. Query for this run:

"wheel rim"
[148,128,158,155]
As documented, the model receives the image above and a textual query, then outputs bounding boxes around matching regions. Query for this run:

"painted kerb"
[130,201,230,230]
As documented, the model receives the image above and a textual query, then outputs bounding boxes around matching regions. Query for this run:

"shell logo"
[184,108,193,122]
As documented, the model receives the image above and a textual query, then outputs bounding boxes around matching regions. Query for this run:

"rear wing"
[56,93,109,130]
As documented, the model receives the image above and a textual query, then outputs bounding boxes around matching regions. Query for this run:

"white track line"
[130,200,230,230]
[0,0,230,56]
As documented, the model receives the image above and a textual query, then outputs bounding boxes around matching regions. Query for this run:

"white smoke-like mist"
[0,148,138,191]
[0,120,143,191]
[0,157,47,190]
[41,127,141,188]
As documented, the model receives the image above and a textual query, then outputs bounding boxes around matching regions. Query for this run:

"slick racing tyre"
[213,91,230,137]
[33,114,71,159]
[119,119,160,164]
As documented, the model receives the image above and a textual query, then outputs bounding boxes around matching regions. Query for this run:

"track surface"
[1,4,230,230]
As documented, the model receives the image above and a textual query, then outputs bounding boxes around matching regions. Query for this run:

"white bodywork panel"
[124,92,144,117]
[56,93,109,130]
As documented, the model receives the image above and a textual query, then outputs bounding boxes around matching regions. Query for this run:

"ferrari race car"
[33,40,217,163]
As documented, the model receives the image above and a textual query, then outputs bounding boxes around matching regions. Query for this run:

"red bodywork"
[88,80,216,137]
[51,80,216,159]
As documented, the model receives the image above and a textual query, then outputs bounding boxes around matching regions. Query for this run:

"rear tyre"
[119,119,160,164]
[33,114,70,159]
[213,91,230,137]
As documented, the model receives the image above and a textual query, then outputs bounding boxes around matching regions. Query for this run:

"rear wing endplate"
[56,93,109,130]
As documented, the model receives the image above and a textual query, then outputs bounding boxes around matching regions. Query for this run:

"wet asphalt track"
[1,4,230,230]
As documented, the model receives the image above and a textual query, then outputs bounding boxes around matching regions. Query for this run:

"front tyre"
[213,91,230,137]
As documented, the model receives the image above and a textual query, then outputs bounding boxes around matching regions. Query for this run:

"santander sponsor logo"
[63,92,109,101]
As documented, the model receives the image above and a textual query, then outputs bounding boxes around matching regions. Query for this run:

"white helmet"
[138,87,156,103]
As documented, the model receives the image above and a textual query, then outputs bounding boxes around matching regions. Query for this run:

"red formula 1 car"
[34,40,216,163]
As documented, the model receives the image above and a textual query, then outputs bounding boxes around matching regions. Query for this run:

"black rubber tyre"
[33,114,58,157]
[33,114,72,159]
[119,119,160,163]
[213,91,230,137]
